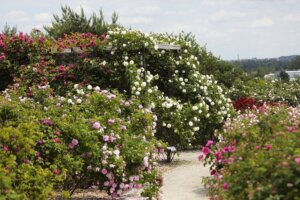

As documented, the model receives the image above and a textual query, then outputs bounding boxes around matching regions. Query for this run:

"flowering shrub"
[0,85,164,199]
[230,78,300,106]
[0,28,233,148]
[231,96,261,111]
[200,105,300,199]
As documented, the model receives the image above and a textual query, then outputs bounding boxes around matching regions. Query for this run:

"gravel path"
[160,151,210,200]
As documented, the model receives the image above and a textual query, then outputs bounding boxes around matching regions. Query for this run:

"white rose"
[123,61,129,67]
[87,85,93,90]
[77,99,82,104]
[94,86,100,91]
[67,99,73,104]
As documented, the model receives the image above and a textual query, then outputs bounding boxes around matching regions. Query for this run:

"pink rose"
[53,169,59,175]
[108,119,115,125]
[55,131,60,135]
[93,122,101,129]
[101,168,108,175]
[135,184,143,189]
[205,140,214,147]
[2,146,9,152]
[202,147,210,156]
[265,144,272,151]
[69,139,79,149]
[222,183,229,190]
[103,135,110,142]
[295,157,300,164]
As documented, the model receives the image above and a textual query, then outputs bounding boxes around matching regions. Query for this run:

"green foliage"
[288,56,300,70]
[44,5,118,38]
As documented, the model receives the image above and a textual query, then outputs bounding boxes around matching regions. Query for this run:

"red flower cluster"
[232,97,262,111]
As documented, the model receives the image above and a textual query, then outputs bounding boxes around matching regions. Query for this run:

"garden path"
[160,151,210,200]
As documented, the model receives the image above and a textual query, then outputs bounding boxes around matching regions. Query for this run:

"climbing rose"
[295,157,300,164]
[53,169,59,175]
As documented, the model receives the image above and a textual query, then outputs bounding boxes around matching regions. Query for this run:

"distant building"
[264,70,300,81]
[286,70,300,81]
[264,73,276,80]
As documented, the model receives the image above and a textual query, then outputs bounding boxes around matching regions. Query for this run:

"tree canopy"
[288,56,300,70]
[44,5,118,38]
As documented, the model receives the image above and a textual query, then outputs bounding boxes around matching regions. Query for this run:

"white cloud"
[283,14,300,22]
[34,13,51,22]
[210,10,246,21]
[74,4,94,16]
[120,17,153,24]
[117,6,161,16]
[251,18,273,28]
[6,10,30,22]
[164,9,194,15]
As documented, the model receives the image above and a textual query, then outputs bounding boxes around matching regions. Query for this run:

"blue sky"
[1,0,299,60]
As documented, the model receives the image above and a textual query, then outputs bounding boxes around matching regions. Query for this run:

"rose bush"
[0,84,164,199]
[200,105,300,199]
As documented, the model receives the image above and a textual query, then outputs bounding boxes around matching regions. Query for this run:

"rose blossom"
[202,147,210,155]
[101,168,108,175]
[103,135,110,142]
[205,140,214,147]
[93,122,101,129]
[222,183,229,190]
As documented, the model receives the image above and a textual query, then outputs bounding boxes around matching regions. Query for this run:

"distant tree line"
[231,56,300,78]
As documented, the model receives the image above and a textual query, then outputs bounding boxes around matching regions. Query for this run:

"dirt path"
[68,151,209,200]
[160,151,210,200]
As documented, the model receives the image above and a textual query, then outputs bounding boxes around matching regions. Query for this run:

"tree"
[279,70,290,82]
[288,56,300,70]
[44,5,118,38]
[1,23,17,36]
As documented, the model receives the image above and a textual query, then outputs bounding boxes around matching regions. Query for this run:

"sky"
[0,0,299,60]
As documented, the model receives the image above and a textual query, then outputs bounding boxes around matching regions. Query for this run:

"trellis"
[52,43,181,84]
